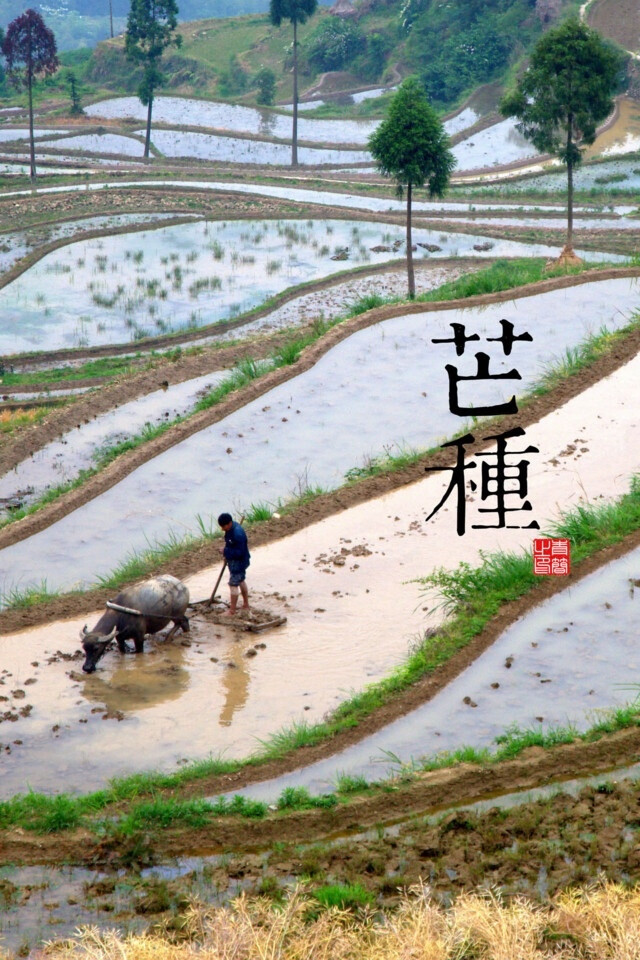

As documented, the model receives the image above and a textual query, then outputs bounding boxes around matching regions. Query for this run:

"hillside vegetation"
[75,0,576,112]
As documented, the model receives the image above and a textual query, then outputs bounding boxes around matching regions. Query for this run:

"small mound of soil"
[192,603,284,632]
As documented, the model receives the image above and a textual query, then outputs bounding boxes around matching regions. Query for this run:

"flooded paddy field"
[84,96,380,145]
[134,129,370,165]
[0,212,196,278]
[451,118,542,170]
[2,274,639,595]
[1,216,602,356]
[39,133,147,157]
[237,541,640,801]
[474,156,640,194]
[1,285,640,797]
[4,763,640,952]
[0,370,227,509]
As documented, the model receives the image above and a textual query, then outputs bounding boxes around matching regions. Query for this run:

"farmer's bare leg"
[225,585,239,616]
[239,580,249,609]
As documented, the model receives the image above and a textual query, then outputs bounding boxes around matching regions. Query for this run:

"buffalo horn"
[79,624,89,640]
[104,626,118,642]
[105,600,143,616]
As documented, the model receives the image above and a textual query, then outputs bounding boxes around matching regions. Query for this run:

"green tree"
[305,16,365,72]
[500,17,622,260]
[1,9,59,182]
[254,66,276,105]
[269,0,317,167]
[66,69,84,115]
[125,0,182,159]
[369,77,455,298]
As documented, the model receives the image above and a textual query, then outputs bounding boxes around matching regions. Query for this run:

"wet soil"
[1,265,639,558]
[4,724,640,868]
[133,773,640,906]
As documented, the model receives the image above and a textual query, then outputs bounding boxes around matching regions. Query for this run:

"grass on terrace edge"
[3,290,640,595]
[0,257,619,531]
[2,474,640,833]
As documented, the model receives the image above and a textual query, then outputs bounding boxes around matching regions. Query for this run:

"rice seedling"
[245,501,274,523]
[266,259,282,275]
[0,579,61,609]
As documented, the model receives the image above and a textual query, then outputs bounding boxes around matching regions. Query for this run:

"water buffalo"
[81,575,190,674]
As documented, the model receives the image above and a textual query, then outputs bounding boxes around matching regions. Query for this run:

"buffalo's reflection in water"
[81,642,190,714]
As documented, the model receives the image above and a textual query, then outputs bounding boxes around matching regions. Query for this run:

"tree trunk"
[406,182,415,299]
[144,95,153,159]
[109,0,114,38]
[566,158,573,250]
[292,18,298,168]
[27,71,36,182]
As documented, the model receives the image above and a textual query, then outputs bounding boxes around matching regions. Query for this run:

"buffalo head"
[81,625,117,673]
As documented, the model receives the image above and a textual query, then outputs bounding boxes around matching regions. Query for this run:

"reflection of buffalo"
[81,575,190,674]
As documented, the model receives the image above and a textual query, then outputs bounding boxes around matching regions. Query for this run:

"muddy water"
[235,542,640,802]
[2,275,639,597]
[3,763,640,952]
[84,96,380,145]
[588,97,640,157]
[1,348,639,796]
[0,371,227,507]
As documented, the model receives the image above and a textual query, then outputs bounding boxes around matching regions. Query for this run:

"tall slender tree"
[2,9,58,182]
[500,18,621,263]
[270,0,317,167]
[125,0,182,159]
[369,77,455,298]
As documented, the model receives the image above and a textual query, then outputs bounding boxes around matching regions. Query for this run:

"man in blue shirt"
[218,512,251,615]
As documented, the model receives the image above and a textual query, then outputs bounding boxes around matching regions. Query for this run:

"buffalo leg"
[163,616,190,643]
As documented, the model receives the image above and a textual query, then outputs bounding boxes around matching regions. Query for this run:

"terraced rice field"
[2,81,640,956]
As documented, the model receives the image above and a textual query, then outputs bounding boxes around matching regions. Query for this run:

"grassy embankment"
[2,473,640,833]
[0,257,617,536]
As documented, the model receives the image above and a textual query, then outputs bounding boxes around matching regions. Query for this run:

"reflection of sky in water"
[0,370,227,503]
[1,276,638,596]
[3,217,611,354]
[235,544,640,801]
[136,129,370,165]
[85,96,380,145]
[39,133,145,157]
[0,212,183,275]
[452,118,541,170]
[476,157,640,193]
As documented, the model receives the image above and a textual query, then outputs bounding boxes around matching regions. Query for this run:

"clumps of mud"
[314,542,373,569]
[194,603,285,635]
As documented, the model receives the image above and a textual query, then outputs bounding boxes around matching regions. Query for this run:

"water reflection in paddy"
[235,543,640,802]
[1,275,638,595]
[85,96,380,145]
[0,370,227,507]
[2,216,604,355]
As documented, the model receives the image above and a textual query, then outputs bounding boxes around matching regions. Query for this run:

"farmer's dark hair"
[218,512,233,526]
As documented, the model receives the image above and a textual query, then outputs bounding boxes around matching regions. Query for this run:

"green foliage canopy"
[269,0,318,28]
[305,16,365,71]
[369,76,455,198]
[125,0,182,105]
[500,17,623,167]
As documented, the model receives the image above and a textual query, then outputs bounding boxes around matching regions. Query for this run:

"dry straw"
[26,880,640,960]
